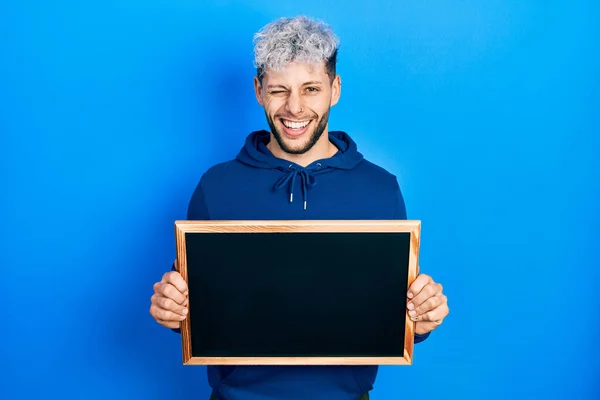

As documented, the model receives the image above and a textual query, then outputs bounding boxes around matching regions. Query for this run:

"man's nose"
[285,92,304,116]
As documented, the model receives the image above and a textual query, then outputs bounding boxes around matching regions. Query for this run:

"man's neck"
[267,132,337,168]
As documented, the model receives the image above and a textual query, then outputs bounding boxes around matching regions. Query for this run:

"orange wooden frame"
[174,219,421,366]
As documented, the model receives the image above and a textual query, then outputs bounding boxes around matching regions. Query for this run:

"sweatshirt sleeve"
[171,178,211,334]
[394,179,431,344]
[394,182,408,220]
[186,177,211,221]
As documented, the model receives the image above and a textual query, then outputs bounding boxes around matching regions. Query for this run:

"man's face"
[254,61,341,155]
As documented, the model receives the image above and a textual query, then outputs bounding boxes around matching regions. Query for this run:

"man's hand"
[150,262,189,329]
[407,272,449,335]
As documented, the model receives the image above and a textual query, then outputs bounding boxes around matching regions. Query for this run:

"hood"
[235,130,364,209]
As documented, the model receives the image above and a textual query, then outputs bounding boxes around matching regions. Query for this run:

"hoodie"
[179,130,430,400]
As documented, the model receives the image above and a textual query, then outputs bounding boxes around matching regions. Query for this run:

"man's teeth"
[283,120,309,129]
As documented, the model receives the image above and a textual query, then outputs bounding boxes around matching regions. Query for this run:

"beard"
[266,108,330,155]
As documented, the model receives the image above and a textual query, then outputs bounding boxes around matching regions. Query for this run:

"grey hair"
[253,16,340,81]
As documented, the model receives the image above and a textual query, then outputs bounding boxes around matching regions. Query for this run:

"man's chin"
[277,137,312,155]
[268,113,328,156]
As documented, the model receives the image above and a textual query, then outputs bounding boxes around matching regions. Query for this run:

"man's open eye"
[306,87,319,92]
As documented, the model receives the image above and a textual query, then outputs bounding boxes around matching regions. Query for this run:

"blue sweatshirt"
[178,130,430,400]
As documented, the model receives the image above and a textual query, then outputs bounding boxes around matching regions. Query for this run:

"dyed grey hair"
[253,16,340,82]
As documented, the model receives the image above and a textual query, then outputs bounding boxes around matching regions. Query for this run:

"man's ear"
[254,76,264,106]
[330,74,341,107]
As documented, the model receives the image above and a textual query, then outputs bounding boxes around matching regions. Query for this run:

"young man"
[150,15,449,400]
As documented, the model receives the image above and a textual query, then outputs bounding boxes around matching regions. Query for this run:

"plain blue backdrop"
[1,1,598,399]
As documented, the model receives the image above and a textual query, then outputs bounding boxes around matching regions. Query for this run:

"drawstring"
[274,165,318,210]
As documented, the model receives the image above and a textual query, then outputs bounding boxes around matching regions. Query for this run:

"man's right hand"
[150,262,189,329]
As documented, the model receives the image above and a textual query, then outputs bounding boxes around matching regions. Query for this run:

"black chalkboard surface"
[174,220,421,365]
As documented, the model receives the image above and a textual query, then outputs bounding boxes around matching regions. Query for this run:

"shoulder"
[357,158,397,178]
[187,159,240,199]
[354,158,401,189]
[204,159,240,177]
[197,159,245,186]
[186,159,242,219]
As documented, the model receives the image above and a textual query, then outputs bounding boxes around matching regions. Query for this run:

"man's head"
[252,16,341,156]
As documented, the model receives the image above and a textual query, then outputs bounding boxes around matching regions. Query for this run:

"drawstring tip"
[304,201,307,210]
[290,193,293,203]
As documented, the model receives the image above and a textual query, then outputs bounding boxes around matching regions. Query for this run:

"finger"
[157,319,181,329]
[407,273,433,299]
[162,271,188,295]
[408,294,446,320]
[153,281,187,305]
[408,282,443,311]
[414,302,449,323]
[150,304,187,322]
[152,294,189,317]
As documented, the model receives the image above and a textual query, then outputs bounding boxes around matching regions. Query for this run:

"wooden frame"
[174,220,421,366]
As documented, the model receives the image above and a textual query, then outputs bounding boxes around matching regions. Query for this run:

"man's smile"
[280,118,312,136]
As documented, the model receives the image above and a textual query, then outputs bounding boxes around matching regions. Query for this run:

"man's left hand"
[407,273,449,335]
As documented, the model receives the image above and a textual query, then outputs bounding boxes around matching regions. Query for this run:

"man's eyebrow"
[303,81,323,86]
[266,84,289,90]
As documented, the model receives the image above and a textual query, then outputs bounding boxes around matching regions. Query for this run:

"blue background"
[2,1,598,399]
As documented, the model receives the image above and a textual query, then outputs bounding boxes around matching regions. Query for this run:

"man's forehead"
[262,61,327,82]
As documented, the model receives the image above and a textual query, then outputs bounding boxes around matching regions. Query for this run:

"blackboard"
[174,220,421,365]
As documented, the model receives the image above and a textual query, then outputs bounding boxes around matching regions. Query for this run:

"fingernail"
[180,315,186,320]
[184,291,189,296]
[182,308,188,314]
[407,292,413,298]
[409,310,416,317]
[407,302,414,310]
